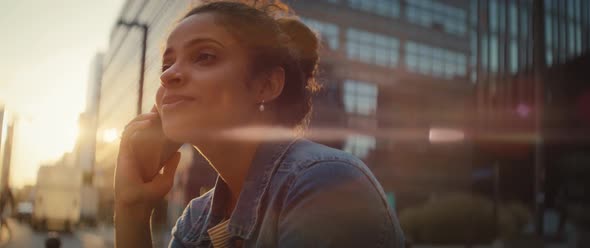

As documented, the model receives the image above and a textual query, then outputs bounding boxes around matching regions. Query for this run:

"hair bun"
[277,18,319,82]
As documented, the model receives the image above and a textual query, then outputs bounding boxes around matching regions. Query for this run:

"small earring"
[259,100,265,112]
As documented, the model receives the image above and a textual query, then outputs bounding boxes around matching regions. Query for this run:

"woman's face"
[157,13,262,143]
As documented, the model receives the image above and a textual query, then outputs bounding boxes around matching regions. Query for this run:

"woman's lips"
[161,94,194,110]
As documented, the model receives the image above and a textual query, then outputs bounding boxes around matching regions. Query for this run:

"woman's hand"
[114,111,181,218]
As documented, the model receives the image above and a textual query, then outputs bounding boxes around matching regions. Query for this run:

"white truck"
[32,165,82,232]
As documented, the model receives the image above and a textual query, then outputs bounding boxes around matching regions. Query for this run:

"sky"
[0,0,125,188]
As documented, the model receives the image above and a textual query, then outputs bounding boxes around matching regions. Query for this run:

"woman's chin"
[162,121,211,143]
[161,122,190,143]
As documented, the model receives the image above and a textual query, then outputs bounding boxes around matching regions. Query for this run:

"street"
[0,218,113,248]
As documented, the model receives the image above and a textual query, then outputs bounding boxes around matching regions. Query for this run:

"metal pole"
[117,20,149,116]
[559,0,563,61]
[532,0,547,237]
[551,1,561,65]
[504,0,510,107]
[476,0,481,86]
[588,0,590,51]
[486,0,492,128]
[138,25,148,116]
[574,0,582,56]
[566,0,570,58]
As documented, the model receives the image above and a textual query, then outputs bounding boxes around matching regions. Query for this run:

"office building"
[470,1,590,233]
[289,0,474,208]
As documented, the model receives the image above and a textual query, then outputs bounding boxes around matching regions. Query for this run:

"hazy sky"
[0,0,125,187]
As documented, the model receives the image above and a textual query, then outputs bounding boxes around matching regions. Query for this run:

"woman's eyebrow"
[183,37,225,49]
[162,38,224,58]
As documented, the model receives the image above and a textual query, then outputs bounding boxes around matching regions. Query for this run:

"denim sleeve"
[278,161,404,248]
[168,235,186,248]
[168,203,191,248]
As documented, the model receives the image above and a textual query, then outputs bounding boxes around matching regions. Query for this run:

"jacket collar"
[201,138,298,242]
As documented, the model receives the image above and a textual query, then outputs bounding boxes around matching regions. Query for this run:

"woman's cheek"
[155,86,165,110]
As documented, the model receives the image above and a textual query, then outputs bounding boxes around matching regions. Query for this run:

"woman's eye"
[193,53,216,64]
[161,64,171,72]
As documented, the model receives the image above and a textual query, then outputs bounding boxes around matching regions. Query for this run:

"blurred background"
[1,0,589,247]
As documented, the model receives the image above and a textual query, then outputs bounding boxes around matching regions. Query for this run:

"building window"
[546,49,553,65]
[509,3,518,37]
[347,0,400,18]
[346,28,399,67]
[542,5,587,61]
[344,135,376,159]
[545,15,553,51]
[545,0,554,13]
[520,8,529,38]
[470,0,478,27]
[510,40,519,73]
[343,80,378,116]
[575,25,582,54]
[490,35,499,73]
[489,0,498,32]
[301,18,340,50]
[406,0,467,36]
[568,25,577,56]
[405,41,467,79]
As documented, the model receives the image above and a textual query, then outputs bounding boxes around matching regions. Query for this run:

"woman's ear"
[258,67,285,102]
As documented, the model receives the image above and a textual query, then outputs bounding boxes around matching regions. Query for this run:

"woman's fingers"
[124,112,159,129]
[143,152,181,202]
[120,113,160,146]
[116,108,175,205]
[116,119,159,199]
[121,119,152,141]
[119,119,154,157]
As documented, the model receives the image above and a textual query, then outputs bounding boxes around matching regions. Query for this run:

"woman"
[115,1,404,247]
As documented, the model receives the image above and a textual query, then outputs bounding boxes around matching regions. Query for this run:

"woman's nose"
[160,65,184,88]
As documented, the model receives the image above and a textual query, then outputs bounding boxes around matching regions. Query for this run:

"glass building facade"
[470,0,590,241]
[290,0,473,208]
[471,0,590,156]
[293,0,590,243]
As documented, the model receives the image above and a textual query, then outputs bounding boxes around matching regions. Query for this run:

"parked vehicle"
[32,165,82,232]
[14,201,33,223]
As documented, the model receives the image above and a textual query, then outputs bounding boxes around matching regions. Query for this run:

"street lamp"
[117,19,149,116]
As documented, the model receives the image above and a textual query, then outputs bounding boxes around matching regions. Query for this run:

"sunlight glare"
[429,127,465,143]
[11,113,80,187]
[102,128,119,143]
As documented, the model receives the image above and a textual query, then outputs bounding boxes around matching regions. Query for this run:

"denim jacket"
[168,138,405,248]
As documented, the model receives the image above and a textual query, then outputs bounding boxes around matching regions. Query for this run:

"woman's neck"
[194,138,260,217]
